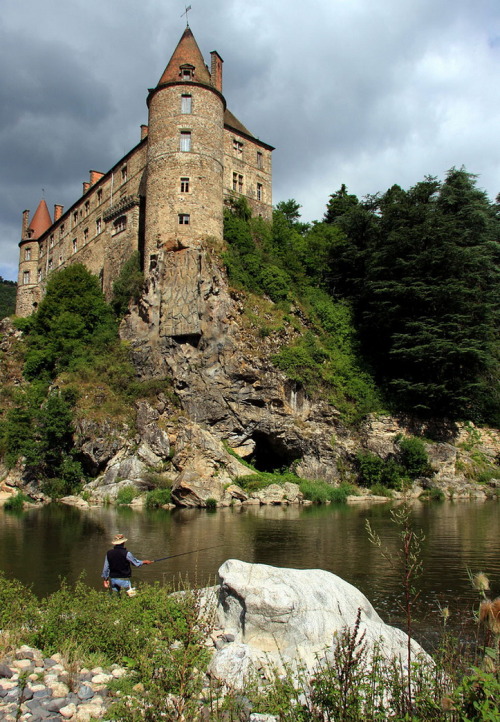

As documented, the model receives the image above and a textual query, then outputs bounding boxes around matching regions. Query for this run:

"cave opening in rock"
[250,430,301,473]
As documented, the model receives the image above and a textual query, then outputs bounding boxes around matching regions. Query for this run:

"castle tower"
[144,27,226,336]
[144,27,225,259]
[16,200,52,316]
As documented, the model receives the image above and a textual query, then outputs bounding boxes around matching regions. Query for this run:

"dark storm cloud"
[1,0,500,279]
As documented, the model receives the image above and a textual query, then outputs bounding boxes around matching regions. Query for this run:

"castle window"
[49,235,54,248]
[84,228,89,243]
[113,216,127,234]
[59,224,65,237]
[121,166,127,183]
[232,172,238,191]
[233,139,243,154]
[25,247,31,261]
[257,151,263,169]
[238,174,243,193]
[23,271,30,285]
[72,238,77,253]
[59,255,63,266]
[39,242,44,257]
[181,95,192,114]
[48,259,53,271]
[38,269,42,283]
[85,200,90,215]
[97,189,103,203]
[73,211,78,225]
[257,183,263,201]
[180,131,191,152]
[178,214,190,225]
[96,217,101,234]
[180,177,190,193]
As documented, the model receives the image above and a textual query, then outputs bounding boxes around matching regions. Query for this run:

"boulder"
[208,560,430,689]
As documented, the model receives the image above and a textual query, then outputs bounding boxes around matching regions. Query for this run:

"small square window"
[180,177,190,193]
[257,151,263,169]
[72,238,77,253]
[121,166,127,183]
[48,259,53,271]
[97,189,103,203]
[84,228,89,242]
[178,214,190,225]
[59,224,65,237]
[96,217,101,234]
[73,211,78,225]
[233,139,243,154]
[85,200,90,215]
[49,235,54,248]
[257,183,263,201]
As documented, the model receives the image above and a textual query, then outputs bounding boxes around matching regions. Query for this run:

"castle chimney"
[54,204,64,221]
[22,210,30,239]
[83,182,90,194]
[210,51,223,92]
[89,170,104,186]
[140,124,149,140]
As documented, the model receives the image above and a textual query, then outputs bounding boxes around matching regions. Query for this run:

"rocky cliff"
[1,243,499,505]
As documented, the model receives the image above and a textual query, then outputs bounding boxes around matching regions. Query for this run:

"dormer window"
[180,63,195,81]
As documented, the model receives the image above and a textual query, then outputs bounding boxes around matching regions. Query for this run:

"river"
[1,499,498,649]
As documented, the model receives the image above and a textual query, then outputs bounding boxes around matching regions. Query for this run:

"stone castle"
[16,26,274,323]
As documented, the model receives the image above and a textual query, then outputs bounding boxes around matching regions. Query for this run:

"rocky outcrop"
[208,560,430,690]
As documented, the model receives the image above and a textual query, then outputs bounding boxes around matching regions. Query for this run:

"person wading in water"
[102,533,152,595]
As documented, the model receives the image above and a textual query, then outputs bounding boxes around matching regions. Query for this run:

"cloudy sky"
[1,0,500,281]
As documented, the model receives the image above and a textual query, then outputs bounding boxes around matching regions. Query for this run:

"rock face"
[208,560,430,689]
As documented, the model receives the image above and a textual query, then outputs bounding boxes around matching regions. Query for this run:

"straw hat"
[111,533,128,545]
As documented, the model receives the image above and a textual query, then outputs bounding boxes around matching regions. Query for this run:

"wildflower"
[472,572,490,593]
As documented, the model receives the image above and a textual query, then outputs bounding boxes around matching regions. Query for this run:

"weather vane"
[181,5,192,27]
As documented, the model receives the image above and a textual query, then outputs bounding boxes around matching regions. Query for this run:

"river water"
[1,499,498,649]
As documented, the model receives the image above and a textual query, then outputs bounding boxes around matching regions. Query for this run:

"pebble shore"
[0,645,126,721]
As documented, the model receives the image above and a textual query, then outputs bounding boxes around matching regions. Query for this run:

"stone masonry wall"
[223,129,273,220]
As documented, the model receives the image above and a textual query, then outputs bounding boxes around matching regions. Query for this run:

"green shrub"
[370,482,394,498]
[111,251,144,317]
[0,571,38,637]
[116,485,139,505]
[299,479,355,504]
[145,488,171,509]
[205,497,217,509]
[397,436,432,478]
[419,487,445,502]
[3,491,30,512]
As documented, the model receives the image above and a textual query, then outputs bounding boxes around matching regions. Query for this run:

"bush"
[299,479,355,504]
[397,436,432,478]
[3,491,30,512]
[111,251,144,317]
[145,488,171,509]
[370,482,394,498]
[205,497,217,509]
[0,571,38,638]
[116,486,139,505]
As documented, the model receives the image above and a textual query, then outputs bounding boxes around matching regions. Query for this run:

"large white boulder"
[209,560,430,689]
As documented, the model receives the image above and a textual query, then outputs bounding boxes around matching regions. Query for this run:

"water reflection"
[1,500,498,648]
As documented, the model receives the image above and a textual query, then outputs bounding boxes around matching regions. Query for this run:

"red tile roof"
[28,200,52,239]
[157,27,212,87]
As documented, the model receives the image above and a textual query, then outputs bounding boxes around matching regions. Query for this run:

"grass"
[3,491,30,512]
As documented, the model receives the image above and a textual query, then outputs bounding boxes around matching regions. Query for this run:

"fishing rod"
[153,544,224,563]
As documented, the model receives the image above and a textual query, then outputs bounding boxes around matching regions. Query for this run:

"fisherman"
[102,533,153,594]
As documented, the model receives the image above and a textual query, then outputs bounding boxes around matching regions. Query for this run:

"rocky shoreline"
[0,646,124,721]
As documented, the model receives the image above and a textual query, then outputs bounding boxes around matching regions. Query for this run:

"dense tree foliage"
[18,264,118,381]
[223,197,381,422]
[325,169,500,423]
[0,277,16,319]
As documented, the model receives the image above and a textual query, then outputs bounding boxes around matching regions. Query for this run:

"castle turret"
[144,27,225,262]
[16,200,52,316]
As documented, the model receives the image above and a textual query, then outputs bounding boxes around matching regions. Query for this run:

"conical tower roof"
[157,27,212,87]
[28,199,52,239]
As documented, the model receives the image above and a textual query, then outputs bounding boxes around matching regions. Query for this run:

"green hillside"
[0,277,16,319]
